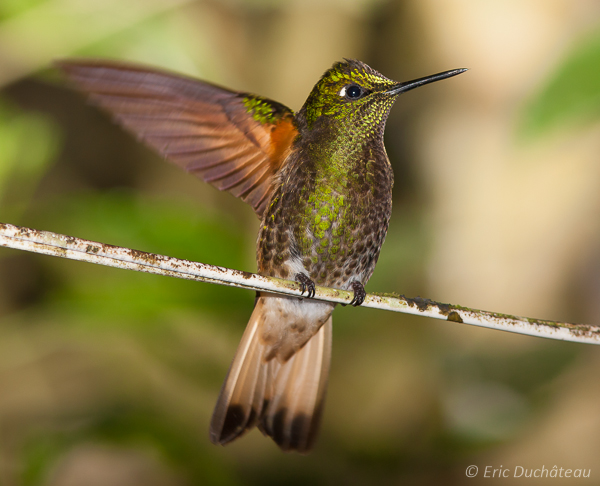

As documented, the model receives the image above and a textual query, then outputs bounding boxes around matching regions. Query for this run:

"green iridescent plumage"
[304,59,396,128]
[258,59,399,289]
[242,95,280,124]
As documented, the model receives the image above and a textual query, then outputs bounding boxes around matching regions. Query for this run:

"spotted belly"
[258,187,390,290]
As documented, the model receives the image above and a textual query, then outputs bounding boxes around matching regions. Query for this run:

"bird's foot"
[349,281,366,307]
[295,273,316,299]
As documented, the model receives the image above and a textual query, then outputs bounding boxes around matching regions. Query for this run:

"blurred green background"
[1,0,600,484]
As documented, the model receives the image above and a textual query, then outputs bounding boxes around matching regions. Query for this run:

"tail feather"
[209,299,266,444]
[260,316,332,452]
[209,299,332,453]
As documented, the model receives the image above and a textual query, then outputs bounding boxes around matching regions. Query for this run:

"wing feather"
[56,59,298,217]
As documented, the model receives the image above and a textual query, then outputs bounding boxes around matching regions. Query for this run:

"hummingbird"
[57,58,465,453]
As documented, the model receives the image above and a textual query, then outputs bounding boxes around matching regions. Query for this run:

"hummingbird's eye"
[339,84,366,100]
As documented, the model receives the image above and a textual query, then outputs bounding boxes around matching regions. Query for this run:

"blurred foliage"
[519,26,600,139]
[0,0,46,20]
[73,13,211,77]
[0,99,60,221]
[31,191,252,324]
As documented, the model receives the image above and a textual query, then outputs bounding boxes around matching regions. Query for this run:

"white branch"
[1,222,599,345]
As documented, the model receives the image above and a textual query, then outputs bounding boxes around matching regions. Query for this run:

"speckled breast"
[257,149,393,290]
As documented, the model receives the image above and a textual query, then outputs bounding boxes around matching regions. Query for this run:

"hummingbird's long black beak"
[386,68,467,96]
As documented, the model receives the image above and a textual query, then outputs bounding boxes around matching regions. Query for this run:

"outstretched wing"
[56,60,297,217]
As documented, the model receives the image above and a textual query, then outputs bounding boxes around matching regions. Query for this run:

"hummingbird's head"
[300,59,396,135]
[299,59,466,139]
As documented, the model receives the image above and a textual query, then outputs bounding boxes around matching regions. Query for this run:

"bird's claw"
[295,273,316,299]
[349,281,366,307]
